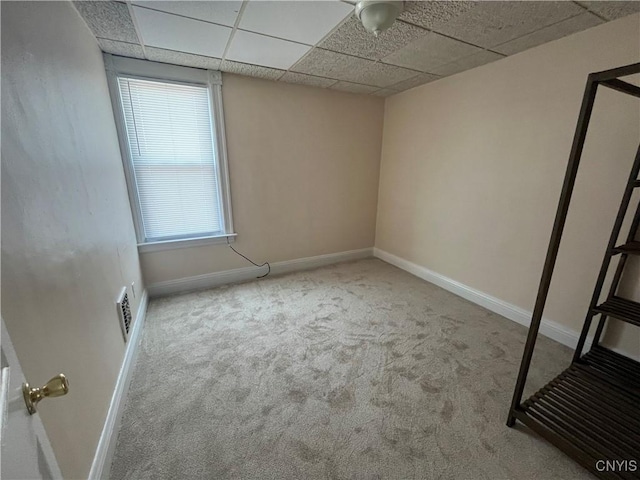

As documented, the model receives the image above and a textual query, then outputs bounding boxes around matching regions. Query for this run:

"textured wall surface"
[1,2,144,477]
[141,75,384,285]
[376,14,640,358]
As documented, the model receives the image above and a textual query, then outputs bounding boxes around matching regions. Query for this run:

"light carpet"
[111,258,589,479]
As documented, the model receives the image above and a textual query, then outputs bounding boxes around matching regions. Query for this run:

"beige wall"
[141,74,384,285]
[376,14,640,357]
[1,2,144,478]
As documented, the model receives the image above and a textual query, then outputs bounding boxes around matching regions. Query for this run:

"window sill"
[137,233,237,253]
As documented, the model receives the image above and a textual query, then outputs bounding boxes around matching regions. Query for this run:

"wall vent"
[117,287,132,342]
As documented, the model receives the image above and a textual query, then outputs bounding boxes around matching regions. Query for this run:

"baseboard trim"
[89,289,149,480]
[147,248,374,297]
[373,248,593,351]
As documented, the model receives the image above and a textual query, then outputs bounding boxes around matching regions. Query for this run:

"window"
[105,56,234,251]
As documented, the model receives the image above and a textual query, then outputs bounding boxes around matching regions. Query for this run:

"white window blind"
[117,76,223,242]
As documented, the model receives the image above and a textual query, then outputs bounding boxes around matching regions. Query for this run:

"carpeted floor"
[111,258,590,479]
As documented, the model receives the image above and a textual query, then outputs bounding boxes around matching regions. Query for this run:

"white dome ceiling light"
[355,1,404,38]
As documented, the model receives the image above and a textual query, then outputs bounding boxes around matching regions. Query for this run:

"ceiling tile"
[97,39,145,59]
[132,1,241,26]
[431,50,505,77]
[279,72,337,88]
[357,62,419,87]
[73,1,139,43]
[74,0,632,91]
[226,30,311,70]
[319,16,427,60]
[330,81,379,94]
[371,88,399,97]
[382,32,482,73]
[399,1,477,30]
[145,47,221,70]
[220,60,285,81]
[434,1,585,48]
[239,1,353,45]
[132,6,232,58]
[494,12,603,56]
[291,49,417,87]
[291,48,372,79]
[577,1,640,20]
[388,73,440,92]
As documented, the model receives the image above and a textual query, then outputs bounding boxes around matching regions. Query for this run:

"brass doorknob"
[23,374,69,414]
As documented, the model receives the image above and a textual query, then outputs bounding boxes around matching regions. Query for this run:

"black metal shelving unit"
[507,62,640,480]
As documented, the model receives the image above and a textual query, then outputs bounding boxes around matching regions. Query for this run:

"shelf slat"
[612,241,640,256]
[517,347,640,479]
[593,296,640,327]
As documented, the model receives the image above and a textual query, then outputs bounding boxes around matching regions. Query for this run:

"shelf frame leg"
[589,161,640,350]
[507,76,599,427]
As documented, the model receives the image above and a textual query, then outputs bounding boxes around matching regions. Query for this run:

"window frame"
[104,54,235,253]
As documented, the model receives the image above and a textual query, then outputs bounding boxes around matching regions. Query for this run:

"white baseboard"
[373,248,593,351]
[147,248,374,297]
[89,289,149,480]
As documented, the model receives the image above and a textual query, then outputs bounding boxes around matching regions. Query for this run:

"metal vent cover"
[117,287,132,342]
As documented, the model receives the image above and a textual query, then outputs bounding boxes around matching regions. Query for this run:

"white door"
[1,319,62,480]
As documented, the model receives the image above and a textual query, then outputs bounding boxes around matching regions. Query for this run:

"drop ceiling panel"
[388,73,440,92]
[145,47,222,70]
[291,48,374,82]
[132,6,232,58]
[431,50,505,77]
[318,16,427,60]
[330,81,379,94]
[239,1,353,45]
[372,88,399,97]
[97,39,145,59]
[383,32,482,73]
[399,1,477,31]
[132,1,242,27]
[220,60,285,80]
[292,48,416,87]
[494,12,603,56]
[73,1,139,43]
[354,61,418,87]
[578,1,640,20]
[434,1,585,48]
[75,0,635,97]
[280,72,337,88]
[226,30,311,70]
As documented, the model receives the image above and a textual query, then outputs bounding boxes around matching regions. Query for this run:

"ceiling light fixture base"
[355,0,404,38]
